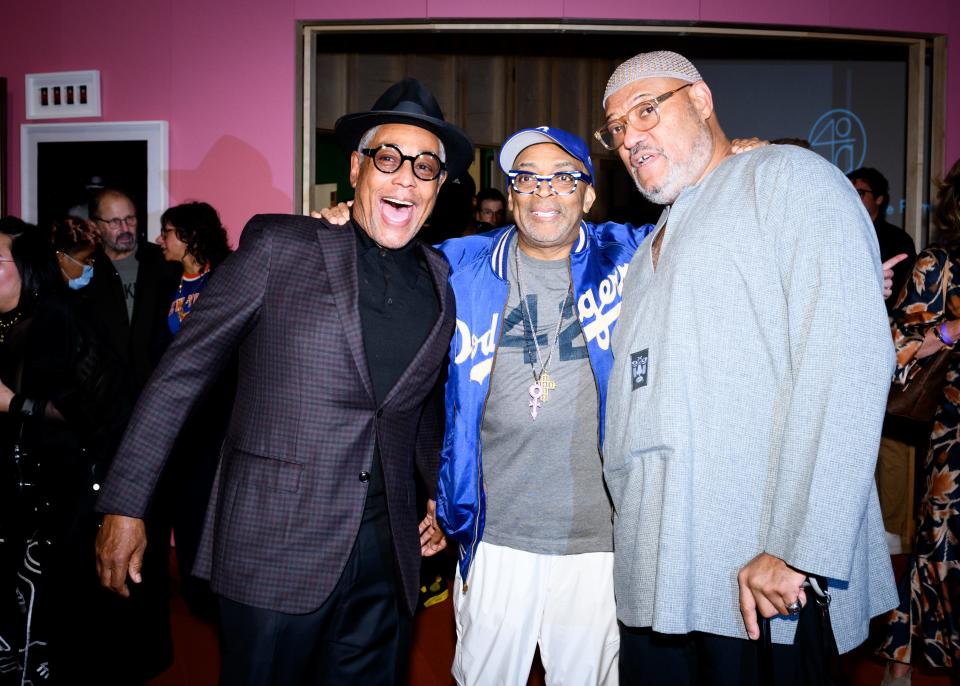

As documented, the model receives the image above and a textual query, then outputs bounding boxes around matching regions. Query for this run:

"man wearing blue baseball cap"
[434,126,653,685]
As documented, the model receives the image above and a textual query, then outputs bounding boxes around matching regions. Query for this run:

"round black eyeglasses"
[361,144,446,181]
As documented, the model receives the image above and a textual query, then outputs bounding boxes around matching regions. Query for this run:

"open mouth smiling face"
[349,123,446,250]
[380,196,416,225]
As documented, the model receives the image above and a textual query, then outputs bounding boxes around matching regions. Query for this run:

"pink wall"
[2,0,957,241]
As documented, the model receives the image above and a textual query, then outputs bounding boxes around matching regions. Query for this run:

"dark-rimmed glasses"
[361,144,446,181]
[94,214,138,230]
[507,171,591,196]
[594,83,693,151]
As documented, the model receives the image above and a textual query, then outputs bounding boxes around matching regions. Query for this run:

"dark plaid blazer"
[97,214,455,614]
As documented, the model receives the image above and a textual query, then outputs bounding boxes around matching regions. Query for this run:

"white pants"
[453,542,619,686]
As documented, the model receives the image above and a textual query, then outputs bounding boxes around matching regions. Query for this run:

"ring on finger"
[786,599,802,615]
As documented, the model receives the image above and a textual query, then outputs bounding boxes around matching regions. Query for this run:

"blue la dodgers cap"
[498,126,595,181]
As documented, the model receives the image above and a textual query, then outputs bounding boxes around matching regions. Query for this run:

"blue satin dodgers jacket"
[435,220,654,586]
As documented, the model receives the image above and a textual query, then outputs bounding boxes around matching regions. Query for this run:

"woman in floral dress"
[879,157,960,685]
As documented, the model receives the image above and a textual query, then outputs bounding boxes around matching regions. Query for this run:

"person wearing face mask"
[0,217,167,684]
[57,245,95,290]
[62,253,94,288]
[49,215,98,288]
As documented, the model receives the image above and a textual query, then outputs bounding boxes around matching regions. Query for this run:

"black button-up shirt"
[353,221,440,511]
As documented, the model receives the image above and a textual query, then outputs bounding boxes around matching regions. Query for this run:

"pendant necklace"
[514,245,570,420]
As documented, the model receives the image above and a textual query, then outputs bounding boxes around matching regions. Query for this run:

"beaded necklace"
[0,309,23,345]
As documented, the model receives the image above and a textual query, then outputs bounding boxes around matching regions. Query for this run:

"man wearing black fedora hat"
[94,78,472,684]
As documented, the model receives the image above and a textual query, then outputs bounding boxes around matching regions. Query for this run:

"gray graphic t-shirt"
[481,242,612,554]
[112,254,139,322]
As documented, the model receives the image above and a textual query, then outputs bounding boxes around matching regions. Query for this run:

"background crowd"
[0,192,231,683]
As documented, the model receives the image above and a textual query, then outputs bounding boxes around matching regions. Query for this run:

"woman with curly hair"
[879,157,960,685]
[157,201,231,335]
[155,201,235,619]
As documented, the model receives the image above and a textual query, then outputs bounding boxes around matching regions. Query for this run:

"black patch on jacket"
[631,349,649,390]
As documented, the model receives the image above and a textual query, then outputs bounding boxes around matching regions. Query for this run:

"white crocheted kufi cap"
[603,51,702,107]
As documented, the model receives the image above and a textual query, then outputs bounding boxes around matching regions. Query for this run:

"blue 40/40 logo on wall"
[808,109,867,173]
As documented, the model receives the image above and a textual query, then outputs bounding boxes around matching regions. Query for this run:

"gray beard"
[633,120,713,206]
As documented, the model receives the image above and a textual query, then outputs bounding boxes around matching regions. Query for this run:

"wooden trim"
[302,21,932,43]
[297,21,943,217]
[931,35,948,236]
[905,41,926,247]
[295,23,311,214]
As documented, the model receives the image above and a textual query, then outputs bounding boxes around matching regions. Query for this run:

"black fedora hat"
[334,78,474,179]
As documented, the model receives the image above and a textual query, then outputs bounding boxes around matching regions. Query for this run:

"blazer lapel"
[381,243,451,407]
[317,221,375,403]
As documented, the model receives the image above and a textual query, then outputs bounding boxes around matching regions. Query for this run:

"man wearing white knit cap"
[600,50,899,683]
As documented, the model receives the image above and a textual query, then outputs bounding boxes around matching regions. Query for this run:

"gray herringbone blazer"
[97,214,455,614]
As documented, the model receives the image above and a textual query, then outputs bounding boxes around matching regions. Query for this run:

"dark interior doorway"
[36,139,148,239]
